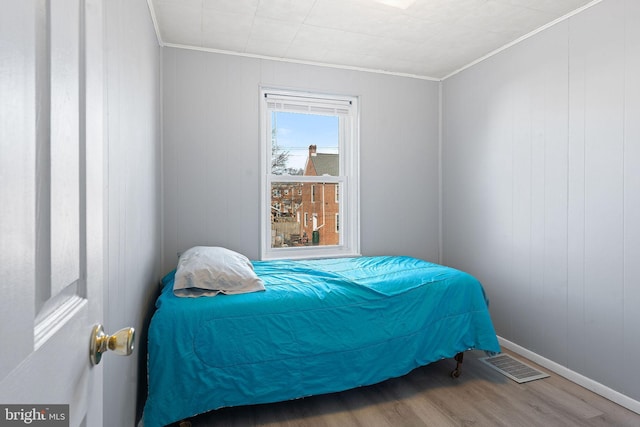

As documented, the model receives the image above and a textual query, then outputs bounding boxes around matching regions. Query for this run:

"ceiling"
[148,0,597,80]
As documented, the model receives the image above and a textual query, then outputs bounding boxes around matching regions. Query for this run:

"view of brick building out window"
[271,144,340,247]
[262,89,358,259]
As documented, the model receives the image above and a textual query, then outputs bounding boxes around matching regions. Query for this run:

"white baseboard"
[498,336,640,415]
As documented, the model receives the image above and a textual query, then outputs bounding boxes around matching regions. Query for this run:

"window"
[260,88,360,259]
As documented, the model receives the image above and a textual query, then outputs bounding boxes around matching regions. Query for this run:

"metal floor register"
[479,353,550,383]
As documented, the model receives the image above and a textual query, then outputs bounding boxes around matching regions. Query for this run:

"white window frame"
[260,87,360,260]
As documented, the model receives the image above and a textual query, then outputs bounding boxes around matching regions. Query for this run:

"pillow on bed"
[173,246,265,297]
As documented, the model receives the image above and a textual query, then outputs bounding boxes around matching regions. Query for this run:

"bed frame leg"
[450,352,464,378]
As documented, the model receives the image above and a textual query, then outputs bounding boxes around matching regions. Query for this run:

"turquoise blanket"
[143,256,500,426]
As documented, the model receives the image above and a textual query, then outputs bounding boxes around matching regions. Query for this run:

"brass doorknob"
[90,324,135,365]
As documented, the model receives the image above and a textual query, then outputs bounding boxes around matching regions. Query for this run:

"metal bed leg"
[450,352,464,378]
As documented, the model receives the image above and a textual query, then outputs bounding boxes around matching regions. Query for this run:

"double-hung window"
[260,88,360,260]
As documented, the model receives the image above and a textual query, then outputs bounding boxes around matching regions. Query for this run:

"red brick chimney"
[309,145,317,156]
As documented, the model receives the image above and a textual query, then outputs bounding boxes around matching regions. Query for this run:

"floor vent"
[479,353,549,384]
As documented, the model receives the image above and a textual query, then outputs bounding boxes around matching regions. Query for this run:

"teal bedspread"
[143,256,500,426]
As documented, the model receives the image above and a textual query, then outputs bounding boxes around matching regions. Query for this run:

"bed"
[143,249,500,427]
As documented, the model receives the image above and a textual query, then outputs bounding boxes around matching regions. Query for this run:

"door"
[0,1,105,426]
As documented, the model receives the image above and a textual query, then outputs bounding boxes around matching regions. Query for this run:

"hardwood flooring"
[170,349,640,427]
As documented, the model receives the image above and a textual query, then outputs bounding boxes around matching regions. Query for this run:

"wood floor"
[170,349,640,427]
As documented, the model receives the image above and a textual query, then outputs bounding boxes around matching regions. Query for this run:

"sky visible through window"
[272,112,339,171]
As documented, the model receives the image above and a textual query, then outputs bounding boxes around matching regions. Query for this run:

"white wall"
[104,0,161,425]
[443,0,640,403]
[161,48,440,274]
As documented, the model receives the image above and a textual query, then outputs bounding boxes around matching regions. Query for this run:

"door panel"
[49,0,80,298]
[0,0,38,381]
[0,1,104,426]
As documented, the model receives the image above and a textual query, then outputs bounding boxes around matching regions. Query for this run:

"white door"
[0,1,105,426]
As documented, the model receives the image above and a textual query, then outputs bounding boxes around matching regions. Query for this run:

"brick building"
[270,145,340,247]
[300,145,340,246]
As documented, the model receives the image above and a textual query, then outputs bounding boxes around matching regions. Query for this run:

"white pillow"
[173,246,265,297]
